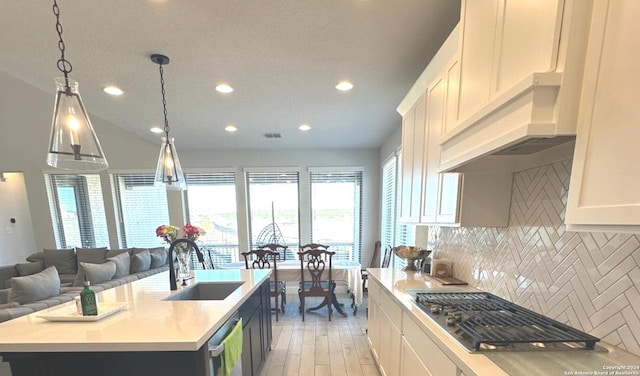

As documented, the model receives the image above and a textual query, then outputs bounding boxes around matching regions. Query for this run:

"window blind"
[393,152,414,269]
[309,170,363,262]
[381,156,397,267]
[246,171,300,253]
[184,172,239,264]
[44,173,108,248]
[111,173,169,248]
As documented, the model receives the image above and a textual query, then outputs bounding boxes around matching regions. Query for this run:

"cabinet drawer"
[403,313,457,375]
[380,290,402,329]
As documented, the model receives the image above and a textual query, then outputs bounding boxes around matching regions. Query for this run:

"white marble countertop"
[368,268,640,376]
[0,269,270,352]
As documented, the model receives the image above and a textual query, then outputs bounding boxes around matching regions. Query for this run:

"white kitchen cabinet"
[565,0,640,231]
[438,0,592,173]
[399,92,427,223]
[421,58,512,227]
[367,278,381,362]
[455,0,564,129]
[367,279,402,376]
[400,337,432,376]
[455,0,499,124]
[403,311,458,375]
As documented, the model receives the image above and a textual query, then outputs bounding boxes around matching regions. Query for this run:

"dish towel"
[221,318,243,376]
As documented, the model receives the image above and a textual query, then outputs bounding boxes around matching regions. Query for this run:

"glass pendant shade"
[47,77,108,171]
[154,137,186,190]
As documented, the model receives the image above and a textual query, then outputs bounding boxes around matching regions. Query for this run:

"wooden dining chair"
[298,248,336,321]
[361,241,381,292]
[241,249,286,321]
[256,243,288,261]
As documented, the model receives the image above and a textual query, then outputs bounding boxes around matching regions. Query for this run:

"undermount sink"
[164,282,245,301]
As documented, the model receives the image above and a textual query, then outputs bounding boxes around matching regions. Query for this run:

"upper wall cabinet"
[565,0,640,232]
[421,58,511,227]
[438,0,593,172]
[399,92,427,223]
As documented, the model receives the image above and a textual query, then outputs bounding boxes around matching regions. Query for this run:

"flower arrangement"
[182,222,206,242]
[155,223,206,244]
[155,224,179,244]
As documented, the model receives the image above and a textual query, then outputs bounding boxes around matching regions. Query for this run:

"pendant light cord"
[158,64,171,137]
[52,0,72,89]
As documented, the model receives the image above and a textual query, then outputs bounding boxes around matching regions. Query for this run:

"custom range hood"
[439,72,578,173]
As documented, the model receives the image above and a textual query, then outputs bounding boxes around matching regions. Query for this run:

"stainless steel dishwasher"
[206,311,243,376]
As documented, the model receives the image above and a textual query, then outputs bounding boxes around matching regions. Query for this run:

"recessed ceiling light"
[150,127,163,134]
[215,84,234,94]
[225,125,238,132]
[103,86,124,96]
[299,124,311,131]
[335,81,353,91]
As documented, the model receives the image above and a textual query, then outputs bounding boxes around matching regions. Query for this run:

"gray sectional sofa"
[0,247,170,323]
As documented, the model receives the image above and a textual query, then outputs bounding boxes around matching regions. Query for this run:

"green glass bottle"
[80,280,98,316]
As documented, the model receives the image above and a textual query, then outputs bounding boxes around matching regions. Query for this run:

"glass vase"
[174,242,193,280]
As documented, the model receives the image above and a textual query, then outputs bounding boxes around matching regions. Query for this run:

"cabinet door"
[436,173,462,223]
[399,104,416,222]
[443,56,461,136]
[421,75,446,223]
[566,0,640,228]
[493,0,563,95]
[422,66,463,225]
[400,93,427,223]
[400,337,432,376]
[367,293,381,362]
[403,313,457,375]
[456,0,499,123]
[379,309,401,376]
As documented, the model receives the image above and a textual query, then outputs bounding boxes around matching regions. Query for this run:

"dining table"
[221,260,363,315]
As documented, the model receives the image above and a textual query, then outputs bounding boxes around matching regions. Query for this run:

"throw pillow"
[74,261,116,287]
[107,252,131,278]
[8,266,61,305]
[0,302,20,309]
[149,247,168,268]
[106,248,133,259]
[16,260,45,276]
[0,288,10,304]
[43,248,77,274]
[26,252,45,262]
[130,249,151,273]
[76,247,108,266]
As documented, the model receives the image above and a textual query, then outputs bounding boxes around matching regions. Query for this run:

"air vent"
[491,136,575,155]
[263,133,282,139]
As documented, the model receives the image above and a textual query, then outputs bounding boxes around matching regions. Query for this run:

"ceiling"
[0,0,460,151]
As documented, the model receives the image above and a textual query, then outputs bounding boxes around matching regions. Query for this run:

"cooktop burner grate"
[414,292,600,351]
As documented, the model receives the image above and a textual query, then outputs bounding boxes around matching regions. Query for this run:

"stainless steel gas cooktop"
[412,291,601,352]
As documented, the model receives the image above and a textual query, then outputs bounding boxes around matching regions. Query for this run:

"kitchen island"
[367,268,640,376]
[0,269,272,376]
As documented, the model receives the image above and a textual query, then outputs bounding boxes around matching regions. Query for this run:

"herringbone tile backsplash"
[429,159,640,355]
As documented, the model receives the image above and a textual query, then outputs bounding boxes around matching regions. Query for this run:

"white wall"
[0,173,37,264]
[0,71,383,263]
[0,70,159,251]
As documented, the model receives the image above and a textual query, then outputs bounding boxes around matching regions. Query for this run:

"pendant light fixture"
[46,0,108,171]
[151,54,186,190]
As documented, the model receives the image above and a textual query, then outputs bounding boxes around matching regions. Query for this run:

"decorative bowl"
[393,246,431,271]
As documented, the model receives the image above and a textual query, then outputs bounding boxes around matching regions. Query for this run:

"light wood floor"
[259,292,380,376]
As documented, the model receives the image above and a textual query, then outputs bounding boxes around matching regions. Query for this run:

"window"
[184,172,239,265]
[381,151,415,269]
[45,174,108,248]
[309,169,362,262]
[380,156,397,265]
[246,171,300,255]
[111,173,169,248]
